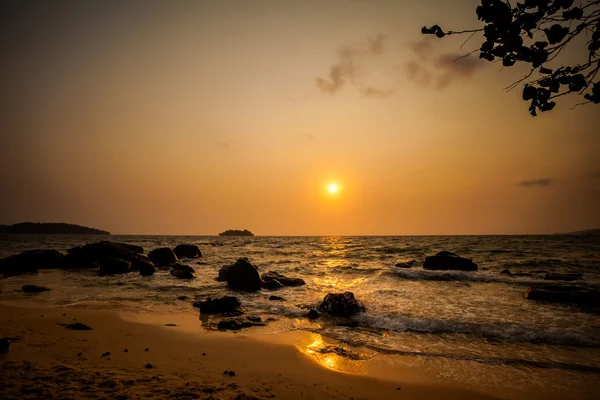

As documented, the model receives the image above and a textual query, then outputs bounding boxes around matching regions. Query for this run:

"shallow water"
[1,234,599,375]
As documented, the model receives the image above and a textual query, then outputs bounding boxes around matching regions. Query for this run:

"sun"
[327,183,339,194]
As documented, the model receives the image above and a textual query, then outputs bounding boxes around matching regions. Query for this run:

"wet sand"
[0,302,497,400]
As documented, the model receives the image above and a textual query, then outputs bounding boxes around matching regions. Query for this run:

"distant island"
[556,229,600,236]
[218,229,254,237]
[0,223,109,235]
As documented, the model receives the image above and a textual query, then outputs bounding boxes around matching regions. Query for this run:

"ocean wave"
[386,269,507,282]
[375,246,422,254]
[360,314,600,347]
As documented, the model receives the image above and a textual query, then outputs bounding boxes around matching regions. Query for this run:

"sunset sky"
[1,0,599,235]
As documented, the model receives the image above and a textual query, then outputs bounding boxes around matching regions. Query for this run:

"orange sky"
[1,0,599,235]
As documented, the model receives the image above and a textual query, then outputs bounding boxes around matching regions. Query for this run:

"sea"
[1,234,600,395]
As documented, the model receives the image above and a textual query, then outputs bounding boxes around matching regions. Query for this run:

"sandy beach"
[0,301,502,400]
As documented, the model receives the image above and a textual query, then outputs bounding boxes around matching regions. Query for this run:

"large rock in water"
[64,241,143,268]
[217,317,265,331]
[22,285,51,293]
[226,258,262,292]
[170,264,195,279]
[544,272,583,281]
[217,264,233,281]
[0,249,65,275]
[129,255,156,276]
[98,258,131,276]
[173,244,202,259]
[423,251,477,271]
[193,296,243,315]
[525,285,599,306]
[261,279,284,290]
[318,292,366,317]
[261,271,306,287]
[148,247,178,266]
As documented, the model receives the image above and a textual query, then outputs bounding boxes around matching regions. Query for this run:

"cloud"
[315,35,392,96]
[407,39,435,60]
[360,86,395,97]
[404,39,487,90]
[433,53,487,89]
[518,178,553,187]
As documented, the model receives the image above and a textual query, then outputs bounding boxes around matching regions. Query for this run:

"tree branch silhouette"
[422,0,600,116]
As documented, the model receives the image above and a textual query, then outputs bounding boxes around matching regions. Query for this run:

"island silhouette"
[218,229,254,237]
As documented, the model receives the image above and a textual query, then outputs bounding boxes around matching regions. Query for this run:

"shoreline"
[0,301,499,400]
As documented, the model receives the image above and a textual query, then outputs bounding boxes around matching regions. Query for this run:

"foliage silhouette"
[422,0,600,115]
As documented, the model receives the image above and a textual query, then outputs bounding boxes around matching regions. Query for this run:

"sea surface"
[1,235,600,385]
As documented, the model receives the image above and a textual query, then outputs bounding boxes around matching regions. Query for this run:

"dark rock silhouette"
[261,271,306,287]
[423,251,477,271]
[218,229,254,237]
[318,292,366,317]
[64,241,143,268]
[129,256,156,276]
[395,260,415,268]
[0,222,109,235]
[544,272,583,281]
[269,295,285,301]
[261,279,284,290]
[173,244,202,259]
[225,258,262,292]
[525,285,599,305]
[0,249,65,275]
[148,247,178,266]
[217,264,233,281]
[65,322,93,330]
[0,338,9,354]
[217,318,265,331]
[305,309,320,319]
[97,258,131,276]
[170,264,195,279]
[337,321,359,328]
[22,285,51,293]
[193,296,243,315]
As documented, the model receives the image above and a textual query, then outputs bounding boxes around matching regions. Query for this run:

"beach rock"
[135,259,156,276]
[64,241,143,268]
[305,309,320,319]
[337,321,359,328]
[0,249,65,275]
[318,292,366,317]
[261,271,306,287]
[65,322,93,330]
[269,295,285,301]
[217,318,265,331]
[216,264,233,281]
[170,264,195,279]
[423,251,477,271]
[0,338,9,354]
[395,260,415,268]
[500,269,512,275]
[525,285,599,305]
[226,258,262,292]
[544,272,583,281]
[148,247,178,266]
[261,279,284,290]
[97,258,132,276]
[173,244,202,259]
[193,296,243,315]
[22,285,51,293]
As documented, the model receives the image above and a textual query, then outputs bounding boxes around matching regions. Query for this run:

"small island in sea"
[0,222,109,235]
[218,229,254,237]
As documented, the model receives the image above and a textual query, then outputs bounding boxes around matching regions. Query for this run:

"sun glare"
[327,183,339,194]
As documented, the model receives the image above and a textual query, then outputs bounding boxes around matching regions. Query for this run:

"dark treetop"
[0,223,109,235]
[422,0,600,116]
[218,229,254,237]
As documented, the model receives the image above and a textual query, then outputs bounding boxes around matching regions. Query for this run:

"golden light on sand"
[327,183,339,195]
